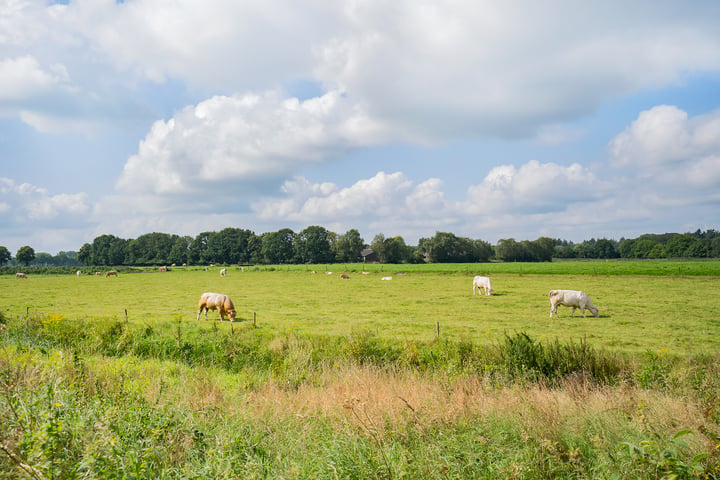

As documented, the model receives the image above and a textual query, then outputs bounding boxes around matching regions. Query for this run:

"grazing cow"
[340,273,350,279]
[15,272,27,279]
[220,268,227,277]
[95,272,102,276]
[549,289,599,318]
[362,271,370,275]
[197,292,237,321]
[159,266,168,272]
[326,272,333,275]
[381,276,392,281]
[105,270,118,277]
[472,276,494,296]
[76,270,81,277]
[310,271,317,274]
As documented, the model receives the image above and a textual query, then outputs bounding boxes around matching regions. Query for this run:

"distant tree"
[685,240,707,258]
[709,237,720,258]
[0,246,10,266]
[31,252,54,266]
[554,245,575,259]
[633,239,659,259]
[528,237,555,262]
[334,229,365,263]
[495,238,527,262]
[189,231,213,265]
[591,238,619,259]
[473,239,493,262]
[665,234,701,258]
[90,234,128,266]
[78,243,92,266]
[169,236,193,265]
[381,236,410,263]
[261,228,296,264]
[295,226,335,264]
[572,242,593,259]
[52,251,80,266]
[647,244,666,259]
[617,238,636,258]
[127,232,177,265]
[206,227,256,264]
[424,232,481,263]
[16,246,35,266]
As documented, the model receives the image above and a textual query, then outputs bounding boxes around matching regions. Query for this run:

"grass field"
[2,261,720,478]
[2,263,719,354]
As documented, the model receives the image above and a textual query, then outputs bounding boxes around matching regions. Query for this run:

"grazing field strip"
[1,268,718,355]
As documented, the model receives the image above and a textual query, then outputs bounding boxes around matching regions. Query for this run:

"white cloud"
[10,1,720,141]
[315,1,720,140]
[0,177,90,222]
[609,106,720,189]
[253,171,412,221]
[116,90,389,195]
[0,56,69,101]
[465,160,605,215]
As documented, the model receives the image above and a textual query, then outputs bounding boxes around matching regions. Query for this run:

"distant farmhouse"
[361,248,379,263]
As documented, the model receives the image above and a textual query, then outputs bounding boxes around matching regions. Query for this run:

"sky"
[2,0,720,255]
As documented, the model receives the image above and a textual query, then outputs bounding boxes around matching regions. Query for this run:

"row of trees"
[554,230,720,260]
[2,228,719,268]
[71,228,496,266]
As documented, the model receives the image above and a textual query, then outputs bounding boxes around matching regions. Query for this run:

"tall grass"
[2,313,720,478]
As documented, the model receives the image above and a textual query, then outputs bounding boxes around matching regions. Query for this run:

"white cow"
[76,270,81,277]
[472,276,493,296]
[197,292,237,321]
[549,289,599,318]
[220,268,227,277]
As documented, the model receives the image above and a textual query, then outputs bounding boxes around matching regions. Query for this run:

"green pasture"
[2,264,718,355]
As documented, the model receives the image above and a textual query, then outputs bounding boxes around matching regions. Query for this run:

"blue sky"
[2,1,720,254]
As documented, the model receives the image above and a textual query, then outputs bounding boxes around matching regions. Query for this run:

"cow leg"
[570,307,576,317]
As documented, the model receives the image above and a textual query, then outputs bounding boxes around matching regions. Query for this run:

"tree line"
[1,228,719,268]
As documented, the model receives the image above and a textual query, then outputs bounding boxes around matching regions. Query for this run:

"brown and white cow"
[197,292,237,322]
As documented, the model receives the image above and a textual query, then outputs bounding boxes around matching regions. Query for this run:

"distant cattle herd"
[13,266,600,322]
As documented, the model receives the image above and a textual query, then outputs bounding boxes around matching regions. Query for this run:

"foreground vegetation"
[1,314,719,479]
[1,264,719,478]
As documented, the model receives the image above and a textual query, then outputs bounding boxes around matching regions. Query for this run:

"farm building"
[361,248,379,263]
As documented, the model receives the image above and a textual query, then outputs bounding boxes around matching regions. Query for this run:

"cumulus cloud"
[0,56,69,101]
[251,171,455,232]
[116,90,389,195]
[0,177,89,222]
[609,106,720,188]
[315,1,720,139]
[10,1,720,140]
[465,160,605,215]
